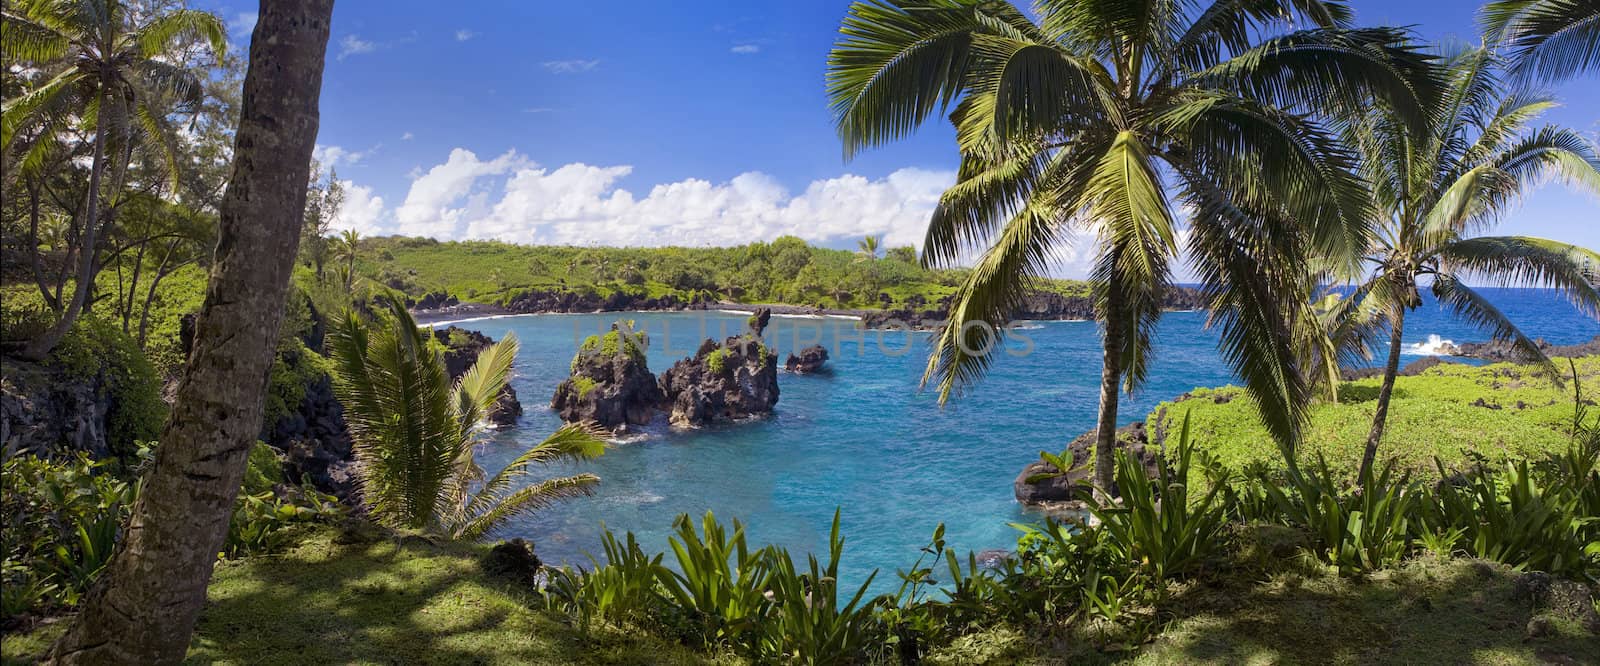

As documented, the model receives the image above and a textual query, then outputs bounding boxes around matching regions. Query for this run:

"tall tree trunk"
[1094,296,1124,494]
[47,3,333,662]
[1359,306,1407,483]
[21,89,110,360]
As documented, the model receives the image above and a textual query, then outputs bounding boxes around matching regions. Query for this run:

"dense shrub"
[51,314,166,456]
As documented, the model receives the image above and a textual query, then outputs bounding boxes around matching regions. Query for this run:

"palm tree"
[827,0,1437,489]
[47,3,330,661]
[1344,47,1600,480]
[334,228,361,288]
[329,299,606,540]
[3,0,226,359]
[856,234,882,261]
[1482,0,1600,81]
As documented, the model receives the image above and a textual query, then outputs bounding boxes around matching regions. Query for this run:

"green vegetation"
[329,300,606,541]
[1149,357,1600,477]
[1329,45,1600,480]
[705,347,732,374]
[356,235,1097,311]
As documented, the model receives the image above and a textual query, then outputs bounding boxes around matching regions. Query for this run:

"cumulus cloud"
[334,182,386,235]
[401,132,414,141]
[455,29,476,41]
[731,44,760,54]
[339,147,955,250]
[542,59,600,74]
[313,143,379,168]
[338,35,377,60]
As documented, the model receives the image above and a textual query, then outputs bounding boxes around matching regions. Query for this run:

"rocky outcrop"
[432,326,523,426]
[1341,356,1458,381]
[1457,335,1600,362]
[411,290,459,311]
[551,323,664,431]
[659,308,780,427]
[784,345,830,374]
[1013,422,1161,507]
[860,286,1206,329]
[265,374,356,500]
[503,288,708,314]
[1,361,114,459]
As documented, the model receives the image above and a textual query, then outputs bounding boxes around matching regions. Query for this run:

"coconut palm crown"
[1482,0,1600,81]
[1345,46,1600,479]
[827,0,1440,486]
[329,298,606,541]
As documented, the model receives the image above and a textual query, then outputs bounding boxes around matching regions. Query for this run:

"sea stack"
[658,307,780,427]
[551,322,664,431]
[784,345,830,373]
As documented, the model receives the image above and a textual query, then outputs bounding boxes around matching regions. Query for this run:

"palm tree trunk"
[47,3,333,662]
[1359,307,1407,483]
[21,89,109,360]
[1094,298,1124,494]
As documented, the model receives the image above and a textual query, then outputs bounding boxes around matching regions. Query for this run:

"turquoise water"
[469,288,1597,590]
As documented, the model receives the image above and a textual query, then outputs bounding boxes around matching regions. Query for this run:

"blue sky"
[211,1,1598,277]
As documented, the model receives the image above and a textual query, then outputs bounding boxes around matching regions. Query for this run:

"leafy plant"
[760,511,884,664]
[544,528,665,631]
[1263,457,1419,574]
[330,298,606,540]
[1083,412,1229,581]
[654,512,775,652]
[1024,447,1081,484]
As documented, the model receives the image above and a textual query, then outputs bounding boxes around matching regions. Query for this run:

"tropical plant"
[760,512,884,664]
[1082,412,1230,581]
[827,0,1439,489]
[1341,46,1600,481]
[2,0,226,358]
[543,528,666,631]
[1262,456,1419,574]
[334,228,361,288]
[654,512,776,652]
[855,234,882,261]
[329,299,606,540]
[1482,0,1600,81]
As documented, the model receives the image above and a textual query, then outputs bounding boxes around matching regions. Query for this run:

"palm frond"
[1483,0,1600,82]
[1431,273,1558,374]
[130,8,225,61]
[453,475,600,542]
[1,9,73,61]
[454,333,518,434]
[461,422,606,527]
[1435,236,1600,319]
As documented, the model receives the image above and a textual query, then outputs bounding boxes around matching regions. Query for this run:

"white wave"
[1008,323,1046,330]
[422,313,521,328]
[1403,334,1458,356]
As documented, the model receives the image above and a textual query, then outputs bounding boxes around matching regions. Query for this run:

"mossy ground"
[5,526,1593,665]
[0,527,726,666]
[1149,356,1599,479]
[928,551,1598,665]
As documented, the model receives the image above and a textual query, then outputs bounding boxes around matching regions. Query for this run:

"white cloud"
[341,148,966,255]
[338,35,376,60]
[228,12,257,36]
[401,132,414,141]
[731,44,760,54]
[542,59,600,74]
[313,143,379,168]
[455,29,476,41]
[334,182,386,235]
[521,107,555,114]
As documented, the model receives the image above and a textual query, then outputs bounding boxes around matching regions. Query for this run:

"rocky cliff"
[432,326,523,426]
[550,323,664,431]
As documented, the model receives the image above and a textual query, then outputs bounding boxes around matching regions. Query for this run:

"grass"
[1148,355,1599,479]
[0,526,728,666]
[928,551,1597,665]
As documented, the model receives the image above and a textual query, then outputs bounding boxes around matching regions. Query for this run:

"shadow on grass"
[1133,554,1596,665]
[183,527,717,665]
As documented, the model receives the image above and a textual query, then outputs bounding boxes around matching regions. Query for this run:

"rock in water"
[433,326,524,426]
[1013,422,1160,506]
[551,323,664,431]
[659,309,780,427]
[784,345,830,374]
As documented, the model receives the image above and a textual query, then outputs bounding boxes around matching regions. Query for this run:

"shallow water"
[470,288,1597,591]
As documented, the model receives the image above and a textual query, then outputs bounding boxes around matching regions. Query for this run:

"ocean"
[464,287,1597,591]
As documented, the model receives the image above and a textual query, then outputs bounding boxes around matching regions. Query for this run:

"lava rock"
[483,538,543,588]
[784,345,830,374]
[659,310,780,427]
[433,326,524,426]
[1013,422,1160,506]
[551,323,664,430]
